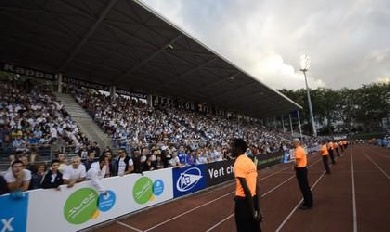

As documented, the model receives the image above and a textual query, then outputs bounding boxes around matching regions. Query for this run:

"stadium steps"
[54,92,112,152]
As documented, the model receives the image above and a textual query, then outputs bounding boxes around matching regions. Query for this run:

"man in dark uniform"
[232,138,262,232]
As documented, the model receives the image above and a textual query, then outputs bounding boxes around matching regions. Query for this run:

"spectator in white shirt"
[169,151,182,168]
[114,149,134,176]
[87,155,109,194]
[3,160,31,192]
[63,156,86,188]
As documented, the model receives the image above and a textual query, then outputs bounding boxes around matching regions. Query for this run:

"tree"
[279,82,390,136]
[355,83,390,131]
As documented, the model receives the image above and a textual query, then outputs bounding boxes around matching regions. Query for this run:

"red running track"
[84,144,390,232]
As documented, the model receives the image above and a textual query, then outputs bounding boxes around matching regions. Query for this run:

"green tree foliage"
[280,82,390,135]
[355,83,390,130]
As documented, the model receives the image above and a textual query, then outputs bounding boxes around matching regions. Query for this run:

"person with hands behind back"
[293,138,313,210]
[232,138,262,232]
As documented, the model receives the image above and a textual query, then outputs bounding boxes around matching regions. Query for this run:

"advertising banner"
[0,62,55,80]
[27,179,126,232]
[205,160,234,187]
[139,168,173,206]
[25,168,173,232]
[172,165,207,198]
[256,152,284,169]
[0,193,29,232]
[62,76,109,91]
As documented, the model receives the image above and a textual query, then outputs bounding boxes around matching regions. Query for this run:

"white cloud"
[141,0,390,90]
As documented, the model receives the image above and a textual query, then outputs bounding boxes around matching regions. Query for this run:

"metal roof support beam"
[156,57,217,90]
[0,10,77,40]
[209,81,259,102]
[112,34,183,84]
[184,70,241,97]
[59,0,118,72]
[104,22,157,50]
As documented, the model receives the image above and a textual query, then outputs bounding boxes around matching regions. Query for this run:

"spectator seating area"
[72,86,292,159]
[1,78,296,195]
[0,79,90,169]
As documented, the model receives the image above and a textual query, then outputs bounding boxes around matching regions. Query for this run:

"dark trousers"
[340,145,344,153]
[334,147,340,157]
[328,149,336,164]
[322,155,330,173]
[234,196,261,232]
[295,167,313,207]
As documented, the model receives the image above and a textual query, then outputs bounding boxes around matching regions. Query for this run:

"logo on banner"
[98,190,116,212]
[153,180,164,196]
[1,63,55,80]
[1,218,13,232]
[0,194,28,232]
[133,177,165,204]
[176,167,203,192]
[64,188,116,224]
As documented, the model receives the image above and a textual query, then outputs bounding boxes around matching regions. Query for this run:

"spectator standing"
[41,160,64,190]
[113,149,134,176]
[83,152,96,171]
[57,153,69,174]
[142,155,156,172]
[169,151,182,167]
[3,160,31,192]
[154,153,164,169]
[29,163,47,190]
[63,156,86,188]
[87,155,109,193]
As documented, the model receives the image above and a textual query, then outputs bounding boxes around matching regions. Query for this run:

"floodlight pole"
[300,67,317,137]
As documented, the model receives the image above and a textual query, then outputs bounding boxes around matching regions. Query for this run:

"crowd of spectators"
[0,80,296,195]
[0,79,91,159]
[72,86,292,160]
[0,78,94,195]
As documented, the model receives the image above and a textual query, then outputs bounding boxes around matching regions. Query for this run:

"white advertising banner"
[140,168,173,207]
[26,168,173,232]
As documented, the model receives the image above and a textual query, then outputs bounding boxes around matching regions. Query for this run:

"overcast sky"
[140,0,390,90]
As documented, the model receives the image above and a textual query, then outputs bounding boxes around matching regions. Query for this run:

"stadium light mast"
[299,55,317,137]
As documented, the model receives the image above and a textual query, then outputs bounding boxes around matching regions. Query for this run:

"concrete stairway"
[54,92,112,151]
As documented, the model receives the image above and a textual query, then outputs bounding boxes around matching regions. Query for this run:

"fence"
[0,157,284,232]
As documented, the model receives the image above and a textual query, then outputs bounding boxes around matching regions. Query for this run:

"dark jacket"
[41,170,64,189]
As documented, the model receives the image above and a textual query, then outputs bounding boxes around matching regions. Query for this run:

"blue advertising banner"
[172,165,207,198]
[0,193,29,232]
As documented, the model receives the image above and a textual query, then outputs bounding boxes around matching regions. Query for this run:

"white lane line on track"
[260,166,290,180]
[206,157,324,232]
[145,159,312,231]
[117,221,144,232]
[275,171,326,232]
[144,192,232,232]
[206,214,235,232]
[364,153,390,179]
[351,148,357,232]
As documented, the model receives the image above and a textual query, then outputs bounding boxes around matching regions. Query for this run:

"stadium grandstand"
[0,1,312,232]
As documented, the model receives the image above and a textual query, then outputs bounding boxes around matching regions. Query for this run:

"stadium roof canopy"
[0,0,301,118]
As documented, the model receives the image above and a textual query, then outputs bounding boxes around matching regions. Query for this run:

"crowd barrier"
[1,156,286,232]
[255,152,285,169]
[0,160,234,232]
